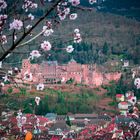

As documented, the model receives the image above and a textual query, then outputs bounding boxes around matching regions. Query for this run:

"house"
[116,94,124,102]
[123,60,129,67]
[118,102,129,116]
[127,96,137,106]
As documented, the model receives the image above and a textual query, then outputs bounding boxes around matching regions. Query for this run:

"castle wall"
[21,59,121,86]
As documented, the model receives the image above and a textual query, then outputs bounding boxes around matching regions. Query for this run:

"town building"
[116,94,125,102]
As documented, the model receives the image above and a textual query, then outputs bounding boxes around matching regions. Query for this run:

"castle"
[21,59,121,87]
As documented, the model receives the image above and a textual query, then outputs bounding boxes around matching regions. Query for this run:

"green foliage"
[24,105,33,114]
[102,42,109,55]
[108,101,117,106]
[7,87,13,93]
[19,88,27,95]
[57,80,62,84]
[55,103,68,115]
[66,116,71,127]
[0,88,101,115]
[4,81,10,84]
[66,78,74,84]
[35,101,44,115]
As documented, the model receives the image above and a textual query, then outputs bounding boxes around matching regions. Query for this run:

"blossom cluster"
[23,71,33,81]
[30,50,41,59]
[0,0,84,65]
[36,84,44,91]
[22,0,38,12]
[66,45,74,53]
[41,41,52,51]
[0,0,7,11]
[28,13,35,20]
[134,78,140,89]
[9,19,23,30]
[0,14,7,31]
[35,96,41,105]
[42,21,54,36]
[57,1,79,21]
[74,28,82,43]
[89,0,97,5]
[0,35,7,44]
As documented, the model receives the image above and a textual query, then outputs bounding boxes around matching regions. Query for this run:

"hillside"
[2,4,140,67]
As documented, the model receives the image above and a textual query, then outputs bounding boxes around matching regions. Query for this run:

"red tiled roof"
[120,101,128,105]
[116,94,123,98]
[127,96,133,100]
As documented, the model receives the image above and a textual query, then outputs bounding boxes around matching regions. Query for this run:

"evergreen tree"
[66,116,71,127]
[102,42,109,55]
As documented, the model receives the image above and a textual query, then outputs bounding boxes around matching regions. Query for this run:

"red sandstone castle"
[21,59,121,87]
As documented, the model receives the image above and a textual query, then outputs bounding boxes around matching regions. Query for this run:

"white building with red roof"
[118,101,129,116]
[116,94,124,102]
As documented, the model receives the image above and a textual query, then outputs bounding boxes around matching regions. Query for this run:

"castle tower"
[21,59,31,75]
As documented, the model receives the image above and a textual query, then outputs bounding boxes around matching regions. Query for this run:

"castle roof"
[42,61,58,66]
[69,58,76,63]
[47,61,58,66]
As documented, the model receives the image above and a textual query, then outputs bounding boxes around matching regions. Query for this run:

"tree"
[66,115,71,127]
[102,42,109,55]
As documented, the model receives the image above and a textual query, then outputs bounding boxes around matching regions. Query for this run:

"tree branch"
[0,0,63,61]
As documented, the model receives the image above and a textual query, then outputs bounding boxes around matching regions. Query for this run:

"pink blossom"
[28,13,34,20]
[66,45,74,53]
[0,0,7,11]
[30,50,41,59]
[35,96,41,105]
[134,78,140,89]
[2,75,9,82]
[0,61,2,68]
[70,0,80,6]
[26,24,32,29]
[89,0,97,5]
[64,8,70,15]
[74,33,82,43]
[41,41,52,51]
[8,70,13,75]
[31,3,38,9]
[61,77,65,82]
[74,28,80,33]
[9,19,23,30]
[61,2,68,6]
[58,12,67,20]
[69,13,77,20]
[22,0,38,12]
[24,71,33,81]
[42,26,54,36]
[0,82,4,87]
[1,35,7,44]
[36,83,44,91]
[0,14,7,21]
[21,116,27,124]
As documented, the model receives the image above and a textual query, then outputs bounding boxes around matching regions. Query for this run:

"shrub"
[20,88,27,95]
[7,87,13,93]
[66,78,74,84]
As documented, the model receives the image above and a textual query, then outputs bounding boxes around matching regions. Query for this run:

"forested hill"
[3,0,140,68]
[102,0,140,21]
[81,0,140,21]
